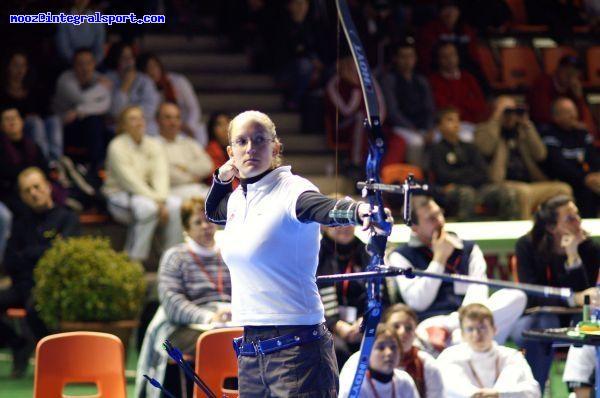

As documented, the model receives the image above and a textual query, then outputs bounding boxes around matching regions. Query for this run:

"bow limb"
[335,1,392,397]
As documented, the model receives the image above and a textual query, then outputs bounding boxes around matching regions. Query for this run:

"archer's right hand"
[218,158,239,182]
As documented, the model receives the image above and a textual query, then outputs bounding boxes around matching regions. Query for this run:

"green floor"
[0,347,569,398]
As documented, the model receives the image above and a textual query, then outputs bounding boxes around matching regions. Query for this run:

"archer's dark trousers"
[238,323,338,397]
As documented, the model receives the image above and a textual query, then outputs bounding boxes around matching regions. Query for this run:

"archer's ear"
[226,145,233,158]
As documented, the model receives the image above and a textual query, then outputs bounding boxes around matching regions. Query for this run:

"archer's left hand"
[357,203,393,236]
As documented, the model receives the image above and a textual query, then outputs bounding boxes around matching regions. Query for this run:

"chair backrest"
[586,46,600,86]
[541,46,578,74]
[500,46,541,89]
[194,327,243,398]
[33,331,126,398]
[505,0,528,25]
[476,44,500,85]
[509,254,519,282]
[381,163,424,184]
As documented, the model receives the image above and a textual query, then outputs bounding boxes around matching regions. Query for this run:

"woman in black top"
[510,194,600,391]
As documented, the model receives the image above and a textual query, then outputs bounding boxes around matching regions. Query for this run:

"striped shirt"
[158,238,231,325]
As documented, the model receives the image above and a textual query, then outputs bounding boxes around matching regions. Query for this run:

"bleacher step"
[141,34,229,52]
[278,134,327,153]
[270,112,302,133]
[188,73,276,91]
[304,175,355,195]
[198,92,283,113]
[162,53,248,73]
[285,153,335,175]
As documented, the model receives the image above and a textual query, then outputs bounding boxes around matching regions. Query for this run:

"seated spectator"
[52,47,111,174]
[459,0,512,34]
[474,96,573,219]
[317,221,369,367]
[528,55,595,137]
[0,51,62,163]
[509,195,600,390]
[383,304,444,397]
[563,344,595,397]
[157,102,213,200]
[524,0,586,37]
[416,0,481,78]
[205,111,231,171]
[138,53,208,145]
[338,324,420,398]
[437,303,541,398]
[219,0,275,71]
[102,105,182,263]
[358,0,404,69]
[541,97,600,218]
[0,201,10,263]
[381,38,435,168]
[55,0,106,66]
[0,106,50,216]
[105,42,160,135]
[428,41,487,141]
[325,55,392,173]
[0,167,80,377]
[429,107,520,220]
[269,0,328,110]
[387,195,526,352]
[135,196,231,398]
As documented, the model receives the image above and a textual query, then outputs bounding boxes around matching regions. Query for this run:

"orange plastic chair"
[499,46,541,89]
[33,331,126,398]
[586,46,600,87]
[541,46,578,75]
[475,44,503,89]
[381,163,424,184]
[505,0,528,24]
[194,327,243,398]
[509,254,519,282]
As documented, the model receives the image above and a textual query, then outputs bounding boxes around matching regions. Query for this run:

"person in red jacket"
[428,42,488,141]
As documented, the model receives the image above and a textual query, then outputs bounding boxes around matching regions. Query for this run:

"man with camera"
[474,96,572,219]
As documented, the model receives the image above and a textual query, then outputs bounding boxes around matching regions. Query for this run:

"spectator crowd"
[1,1,600,396]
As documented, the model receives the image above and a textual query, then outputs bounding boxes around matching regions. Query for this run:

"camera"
[503,105,527,116]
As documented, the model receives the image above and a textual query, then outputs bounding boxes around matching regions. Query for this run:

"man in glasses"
[437,303,541,397]
[388,195,526,353]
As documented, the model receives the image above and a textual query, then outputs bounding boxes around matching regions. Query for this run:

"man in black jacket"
[541,97,600,218]
[0,167,80,377]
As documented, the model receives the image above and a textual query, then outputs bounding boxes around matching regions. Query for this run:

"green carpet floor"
[0,346,569,397]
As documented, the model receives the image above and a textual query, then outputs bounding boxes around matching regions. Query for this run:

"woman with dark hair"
[137,52,207,145]
[104,42,159,135]
[205,111,231,169]
[509,194,600,391]
[0,51,62,163]
[382,303,444,397]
